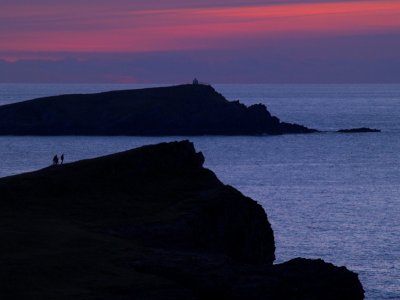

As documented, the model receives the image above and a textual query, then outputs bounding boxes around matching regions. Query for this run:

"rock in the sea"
[0,84,316,135]
[337,127,381,133]
[0,141,363,299]
[270,258,365,300]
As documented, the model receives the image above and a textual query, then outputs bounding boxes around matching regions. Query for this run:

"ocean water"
[0,83,399,299]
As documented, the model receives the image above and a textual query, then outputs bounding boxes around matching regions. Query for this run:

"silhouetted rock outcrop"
[0,141,363,299]
[0,84,316,135]
[337,127,381,133]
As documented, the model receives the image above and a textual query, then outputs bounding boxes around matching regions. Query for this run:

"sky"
[1,0,400,83]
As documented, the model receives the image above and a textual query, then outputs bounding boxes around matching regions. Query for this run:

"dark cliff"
[0,84,316,135]
[0,141,363,299]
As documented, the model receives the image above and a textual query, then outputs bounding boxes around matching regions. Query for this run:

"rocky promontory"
[0,141,363,299]
[0,84,316,135]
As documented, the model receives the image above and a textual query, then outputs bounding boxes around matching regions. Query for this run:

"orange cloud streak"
[1,1,400,54]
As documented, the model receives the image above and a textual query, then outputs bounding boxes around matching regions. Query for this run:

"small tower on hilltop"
[192,78,199,85]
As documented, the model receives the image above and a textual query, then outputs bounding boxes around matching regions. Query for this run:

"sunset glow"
[1,1,400,54]
[1,0,400,83]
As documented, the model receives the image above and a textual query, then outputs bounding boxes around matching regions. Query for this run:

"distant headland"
[0,84,317,136]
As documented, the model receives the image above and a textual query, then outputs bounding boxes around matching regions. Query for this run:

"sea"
[0,83,399,299]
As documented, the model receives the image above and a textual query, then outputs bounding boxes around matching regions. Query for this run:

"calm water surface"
[0,84,399,299]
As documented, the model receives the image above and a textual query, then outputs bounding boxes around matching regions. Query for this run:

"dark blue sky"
[1,0,400,83]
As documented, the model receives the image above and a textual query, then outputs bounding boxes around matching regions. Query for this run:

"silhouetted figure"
[60,154,64,164]
[53,155,59,165]
[192,78,199,85]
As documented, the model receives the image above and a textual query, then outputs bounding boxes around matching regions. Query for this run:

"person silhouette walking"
[53,155,59,165]
[60,154,64,164]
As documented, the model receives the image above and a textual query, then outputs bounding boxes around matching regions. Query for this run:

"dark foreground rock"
[337,127,381,133]
[0,141,363,299]
[0,84,316,135]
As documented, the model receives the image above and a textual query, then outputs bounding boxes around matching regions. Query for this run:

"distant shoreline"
[0,84,316,136]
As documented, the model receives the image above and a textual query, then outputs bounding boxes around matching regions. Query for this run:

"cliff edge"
[0,141,363,299]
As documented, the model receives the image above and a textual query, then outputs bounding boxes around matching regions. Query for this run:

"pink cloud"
[1,0,400,55]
